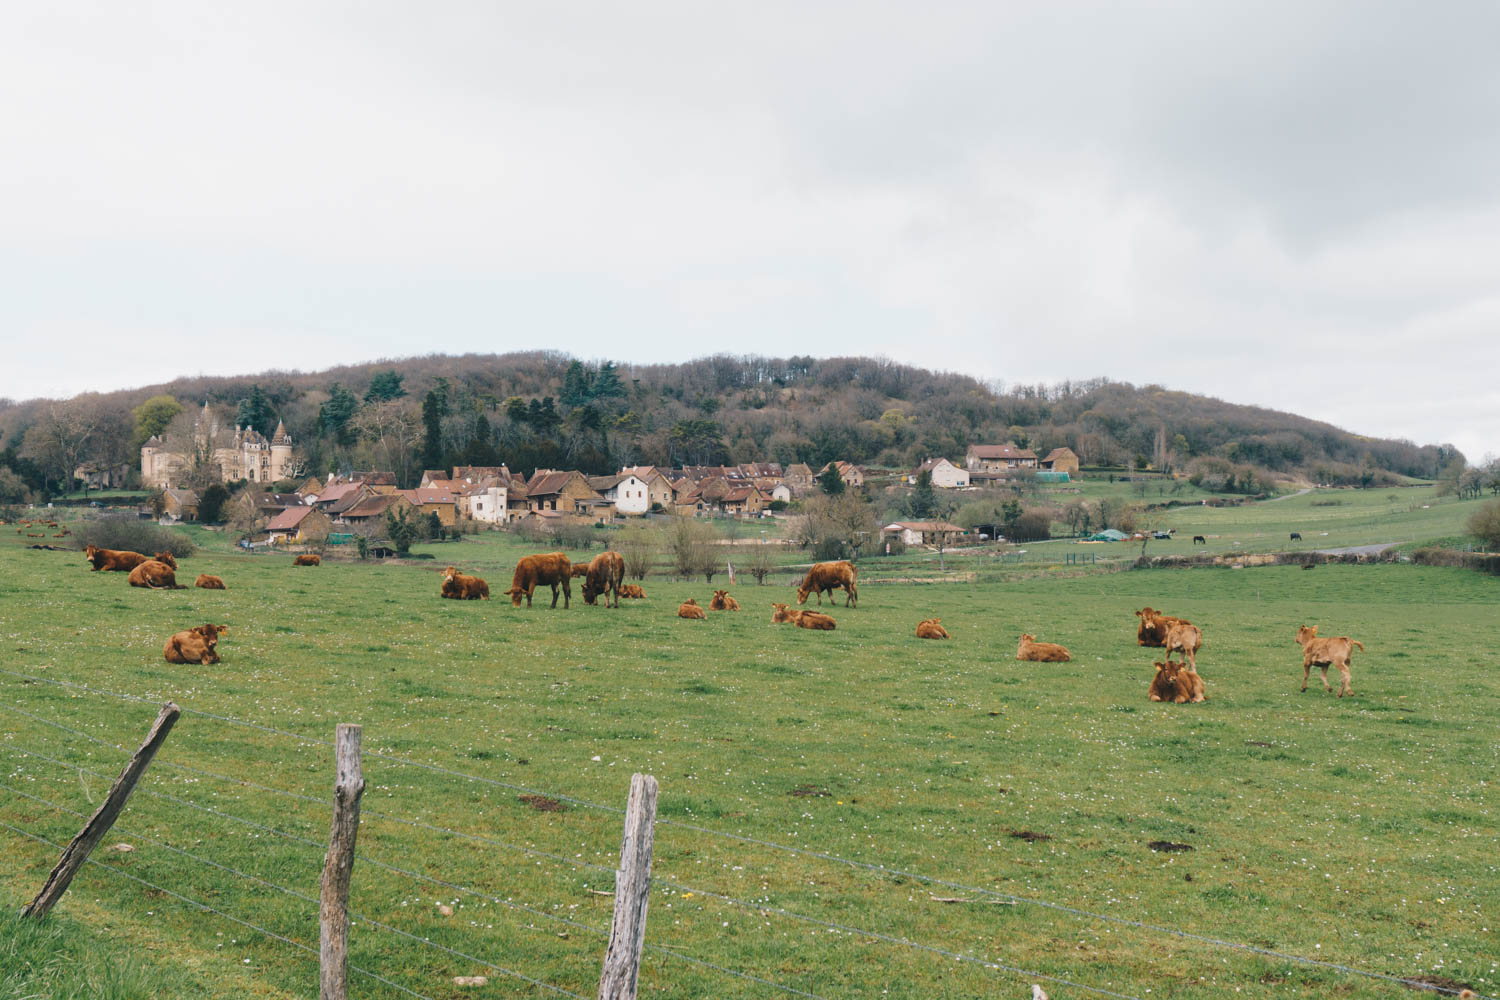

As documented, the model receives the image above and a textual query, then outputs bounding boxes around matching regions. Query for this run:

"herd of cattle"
[75,542,1366,701]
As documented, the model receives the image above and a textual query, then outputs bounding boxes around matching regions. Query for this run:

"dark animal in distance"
[164,624,227,664]
[1192,535,1207,545]
[1290,532,1302,541]
[796,561,858,607]
[506,552,571,608]
[582,551,625,607]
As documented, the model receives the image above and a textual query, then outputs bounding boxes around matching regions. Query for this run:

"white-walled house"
[590,474,653,516]
[462,479,510,524]
[883,521,965,546]
[912,457,970,488]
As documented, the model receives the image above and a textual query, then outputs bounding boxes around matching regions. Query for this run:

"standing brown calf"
[1296,625,1364,697]
[1163,621,1203,672]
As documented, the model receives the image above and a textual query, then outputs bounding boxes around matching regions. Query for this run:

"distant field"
[0,508,1495,999]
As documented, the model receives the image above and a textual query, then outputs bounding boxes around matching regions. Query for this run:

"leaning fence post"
[23,701,180,919]
[319,724,364,1000]
[598,773,659,1000]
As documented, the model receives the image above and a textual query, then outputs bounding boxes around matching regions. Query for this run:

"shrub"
[1467,499,1500,551]
[74,516,196,559]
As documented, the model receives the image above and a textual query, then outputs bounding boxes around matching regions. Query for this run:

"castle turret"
[270,420,294,482]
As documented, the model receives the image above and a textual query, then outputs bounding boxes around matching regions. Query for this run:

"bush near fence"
[73,515,197,559]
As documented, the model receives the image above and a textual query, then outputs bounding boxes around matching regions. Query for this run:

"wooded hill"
[0,352,1463,496]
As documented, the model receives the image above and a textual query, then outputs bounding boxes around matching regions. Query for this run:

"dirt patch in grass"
[518,794,565,813]
[1007,829,1052,842]
[1148,840,1193,852]
[789,784,830,798]
[1245,740,1274,747]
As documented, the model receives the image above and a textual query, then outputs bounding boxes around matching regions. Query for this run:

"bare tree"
[618,525,656,580]
[353,400,422,488]
[746,539,777,584]
[20,399,106,492]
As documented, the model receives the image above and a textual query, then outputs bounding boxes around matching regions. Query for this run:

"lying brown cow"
[1149,660,1207,703]
[1296,625,1364,697]
[128,559,186,589]
[1163,621,1203,672]
[796,560,858,607]
[1016,633,1071,662]
[293,554,321,566]
[164,624,228,664]
[582,551,625,607]
[195,574,226,590]
[441,566,490,600]
[678,597,707,619]
[84,545,151,572]
[709,589,740,611]
[770,603,836,629]
[1134,607,1191,647]
[620,584,645,599]
[915,618,949,639]
[506,552,571,608]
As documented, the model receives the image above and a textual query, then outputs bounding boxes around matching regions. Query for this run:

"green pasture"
[0,513,1496,999]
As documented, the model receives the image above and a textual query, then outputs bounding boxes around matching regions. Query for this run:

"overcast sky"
[3,3,1497,460]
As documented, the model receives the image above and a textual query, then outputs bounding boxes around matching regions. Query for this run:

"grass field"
[1,498,1496,999]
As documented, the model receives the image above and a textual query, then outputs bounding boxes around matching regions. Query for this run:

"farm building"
[966,443,1038,476]
[266,505,334,546]
[1039,447,1080,475]
[883,521,964,546]
[911,457,970,488]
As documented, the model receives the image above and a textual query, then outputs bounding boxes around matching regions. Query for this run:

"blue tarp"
[1088,529,1129,542]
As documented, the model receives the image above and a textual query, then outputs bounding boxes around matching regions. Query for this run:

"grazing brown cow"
[163,624,228,665]
[915,618,949,639]
[1295,625,1364,697]
[1016,633,1071,662]
[195,574,226,590]
[796,561,858,607]
[440,566,490,600]
[582,551,625,608]
[1149,660,1207,703]
[1163,621,1203,672]
[709,589,740,611]
[1134,607,1191,647]
[293,553,321,566]
[128,559,186,589]
[620,584,645,599]
[505,552,572,608]
[83,545,151,572]
[677,598,707,619]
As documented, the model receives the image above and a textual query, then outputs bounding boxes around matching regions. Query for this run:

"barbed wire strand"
[2,756,828,1000]
[4,674,1486,999]
[0,793,586,1000]
[0,817,434,1000]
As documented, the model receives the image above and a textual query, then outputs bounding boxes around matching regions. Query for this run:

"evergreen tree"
[817,463,846,496]
[421,389,446,471]
[591,361,625,399]
[236,385,276,437]
[318,383,359,447]
[561,361,592,407]
[907,469,936,518]
[386,506,418,556]
[364,371,406,403]
[197,483,230,523]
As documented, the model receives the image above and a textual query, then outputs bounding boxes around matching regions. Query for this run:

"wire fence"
[1,671,1489,1000]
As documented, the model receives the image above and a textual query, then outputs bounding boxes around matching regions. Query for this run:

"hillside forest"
[0,352,1476,501]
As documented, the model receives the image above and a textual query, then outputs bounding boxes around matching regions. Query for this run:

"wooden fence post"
[23,701,180,919]
[598,773,659,1000]
[319,724,364,1000]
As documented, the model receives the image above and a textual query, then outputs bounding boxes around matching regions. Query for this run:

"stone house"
[1039,447,1080,476]
[912,457,970,488]
[966,443,1038,476]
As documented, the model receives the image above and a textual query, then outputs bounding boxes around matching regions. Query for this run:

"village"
[135,415,1083,552]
